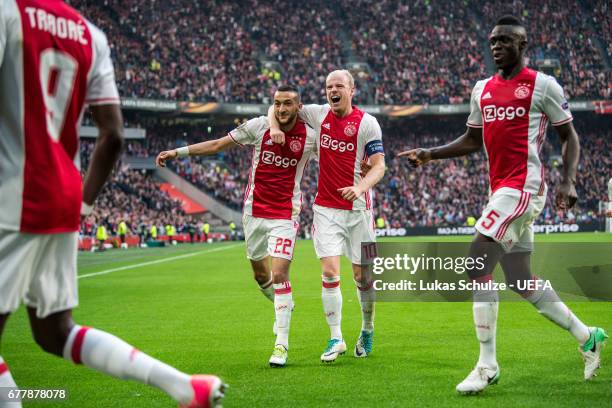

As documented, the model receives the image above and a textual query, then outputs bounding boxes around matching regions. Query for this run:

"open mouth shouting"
[330,95,341,105]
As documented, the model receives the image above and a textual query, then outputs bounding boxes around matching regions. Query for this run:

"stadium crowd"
[345,0,487,104]
[80,142,189,239]
[71,0,610,104]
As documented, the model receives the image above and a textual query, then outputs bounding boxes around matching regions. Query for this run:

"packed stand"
[74,0,264,102]
[78,146,188,240]
[584,0,611,71]
[243,0,344,104]
[72,0,609,104]
[344,0,487,105]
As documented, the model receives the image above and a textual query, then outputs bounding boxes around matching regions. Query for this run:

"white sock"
[259,278,274,302]
[525,280,591,344]
[322,276,342,340]
[63,325,194,405]
[472,276,499,369]
[0,357,22,407]
[273,281,293,348]
[354,279,375,332]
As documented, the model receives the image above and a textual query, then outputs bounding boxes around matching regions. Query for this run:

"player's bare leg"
[269,257,292,367]
[0,313,22,408]
[352,263,375,357]
[27,308,225,407]
[250,257,274,302]
[320,256,346,362]
[457,233,505,394]
[501,252,607,380]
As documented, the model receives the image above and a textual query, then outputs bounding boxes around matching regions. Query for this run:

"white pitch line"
[78,244,240,280]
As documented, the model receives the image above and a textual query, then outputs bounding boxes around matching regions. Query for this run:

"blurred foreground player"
[157,85,316,367]
[269,70,385,362]
[0,1,225,406]
[400,15,607,394]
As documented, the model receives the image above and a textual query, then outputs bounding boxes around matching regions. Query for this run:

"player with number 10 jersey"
[270,70,386,363]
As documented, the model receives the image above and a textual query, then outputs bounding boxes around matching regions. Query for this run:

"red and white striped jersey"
[0,0,120,233]
[300,104,384,211]
[229,117,316,220]
[467,67,572,195]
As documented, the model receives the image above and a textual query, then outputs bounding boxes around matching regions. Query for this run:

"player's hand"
[360,159,372,176]
[397,148,432,167]
[270,128,285,145]
[555,180,577,210]
[337,186,364,202]
[156,150,177,167]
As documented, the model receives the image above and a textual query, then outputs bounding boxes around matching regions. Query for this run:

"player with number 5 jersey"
[399,15,606,395]
[0,1,225,407]
[157,85,316,367]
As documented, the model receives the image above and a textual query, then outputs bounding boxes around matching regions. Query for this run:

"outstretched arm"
[397,126,483,167]
[156,135,235,167]
[554,122,580,210]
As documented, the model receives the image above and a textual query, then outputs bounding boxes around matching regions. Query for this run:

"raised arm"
[554,122,580,210]
[156,135,235,167]
[397,126,483,167]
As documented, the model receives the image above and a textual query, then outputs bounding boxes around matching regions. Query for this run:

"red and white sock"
[0,357,22,407]
[62,325,194,405]
[259,278,274,302]
[524,278,590,344]
[354,279,375,332]
[273,281,293,348]
[322,276,342,340]
[472,274,499,369]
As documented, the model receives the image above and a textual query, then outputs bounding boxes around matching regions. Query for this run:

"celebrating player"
[269,70,385,362]
[157,85,316,367]
[0,1,225,407]
[399,16,607,394]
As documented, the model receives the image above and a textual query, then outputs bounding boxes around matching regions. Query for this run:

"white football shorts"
[475,187,545,252]
[242,215,299,261]
[312,204,376,264]
[0,229,78,318]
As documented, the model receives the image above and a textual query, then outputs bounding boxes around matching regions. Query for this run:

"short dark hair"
[496,15,523,27]
[276,85,301,102]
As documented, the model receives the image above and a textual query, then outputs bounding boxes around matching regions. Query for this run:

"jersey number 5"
[39,49,78,142]
[481,210,500,230]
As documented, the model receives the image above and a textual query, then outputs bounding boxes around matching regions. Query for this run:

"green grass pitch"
[3,233,611,407]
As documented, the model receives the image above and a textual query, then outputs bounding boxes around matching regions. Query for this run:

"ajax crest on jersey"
[289,140,302,153]
[344,124,357,137]
[514,85,530,99]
